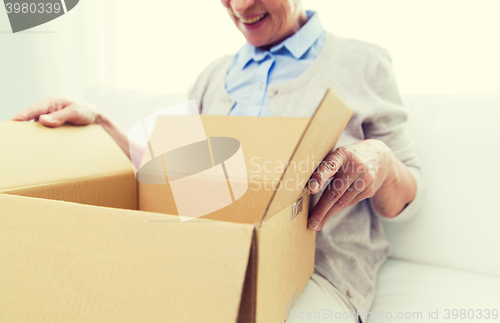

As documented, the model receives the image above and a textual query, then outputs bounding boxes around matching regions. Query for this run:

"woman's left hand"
[306,139,411,231]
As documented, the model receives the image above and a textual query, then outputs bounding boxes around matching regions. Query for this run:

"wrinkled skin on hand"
[307,139,408,231]
[11,98,101,127]
[11,97,130,158]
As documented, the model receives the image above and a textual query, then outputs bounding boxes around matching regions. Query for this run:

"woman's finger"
[308,170,358,230]
[11,98,72,121]
[317,179,372,229]
[11,98,57,121]
[38,105,78,127]
[308,147,348,194]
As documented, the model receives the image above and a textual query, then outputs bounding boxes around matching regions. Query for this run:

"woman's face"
[221,0,307,49]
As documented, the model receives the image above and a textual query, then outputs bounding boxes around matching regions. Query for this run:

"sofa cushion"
[383,92,500,277]
[369,259,500,322]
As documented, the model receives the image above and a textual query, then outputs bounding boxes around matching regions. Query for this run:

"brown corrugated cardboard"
[0,88,353,323]
[0,193,252,323]
[256,197,315,323]
[263,89,354,221]
[0,122,137,210]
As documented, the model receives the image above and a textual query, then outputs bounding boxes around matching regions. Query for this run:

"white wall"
[1,0,499,120]
[307,0,500,95]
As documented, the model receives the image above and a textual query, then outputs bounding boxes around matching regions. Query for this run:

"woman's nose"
[231,0,256,14]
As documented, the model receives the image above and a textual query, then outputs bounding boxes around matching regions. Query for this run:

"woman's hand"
[11,97,131,159]
[307,139,416,231]
[11,98,101,127]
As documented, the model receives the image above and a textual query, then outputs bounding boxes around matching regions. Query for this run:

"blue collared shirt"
[225,10,326,116]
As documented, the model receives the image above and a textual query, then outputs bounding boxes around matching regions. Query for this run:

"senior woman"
[12,0,424,322]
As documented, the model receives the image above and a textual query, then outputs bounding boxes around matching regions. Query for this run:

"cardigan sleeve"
[362,48,425,223]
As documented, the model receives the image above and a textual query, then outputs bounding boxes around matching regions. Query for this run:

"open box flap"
[0,194,254,323]
[0,122,136,209]
[262,88,354,222]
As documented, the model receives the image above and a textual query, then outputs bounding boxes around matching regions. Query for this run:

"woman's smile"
[239,13,269,30]
[238,13,268,25]
[221,0,307,49]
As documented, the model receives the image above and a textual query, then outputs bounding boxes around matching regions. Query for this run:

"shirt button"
[259,83,263,89]
[346,290,354,298]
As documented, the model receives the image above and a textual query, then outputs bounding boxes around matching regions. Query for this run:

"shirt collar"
[236,10,324,70]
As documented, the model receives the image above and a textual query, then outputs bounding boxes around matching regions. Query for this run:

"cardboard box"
[0,89,353,323]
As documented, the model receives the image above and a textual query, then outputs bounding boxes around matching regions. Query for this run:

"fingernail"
[309,179,319,192]
[308,219,319,230]
[41,115,54,123]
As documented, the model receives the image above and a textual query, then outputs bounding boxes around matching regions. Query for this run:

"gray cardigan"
[188,32,425,319]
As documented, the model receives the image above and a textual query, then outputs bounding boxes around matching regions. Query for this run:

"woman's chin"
[238,23,274,48]
[244,35,274,49]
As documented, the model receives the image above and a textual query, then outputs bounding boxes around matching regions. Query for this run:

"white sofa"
[85,87,500,322]
[371,92,500,322]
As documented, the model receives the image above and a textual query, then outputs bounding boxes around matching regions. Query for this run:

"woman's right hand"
[11,97,101,127]
[11,97,131,159]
